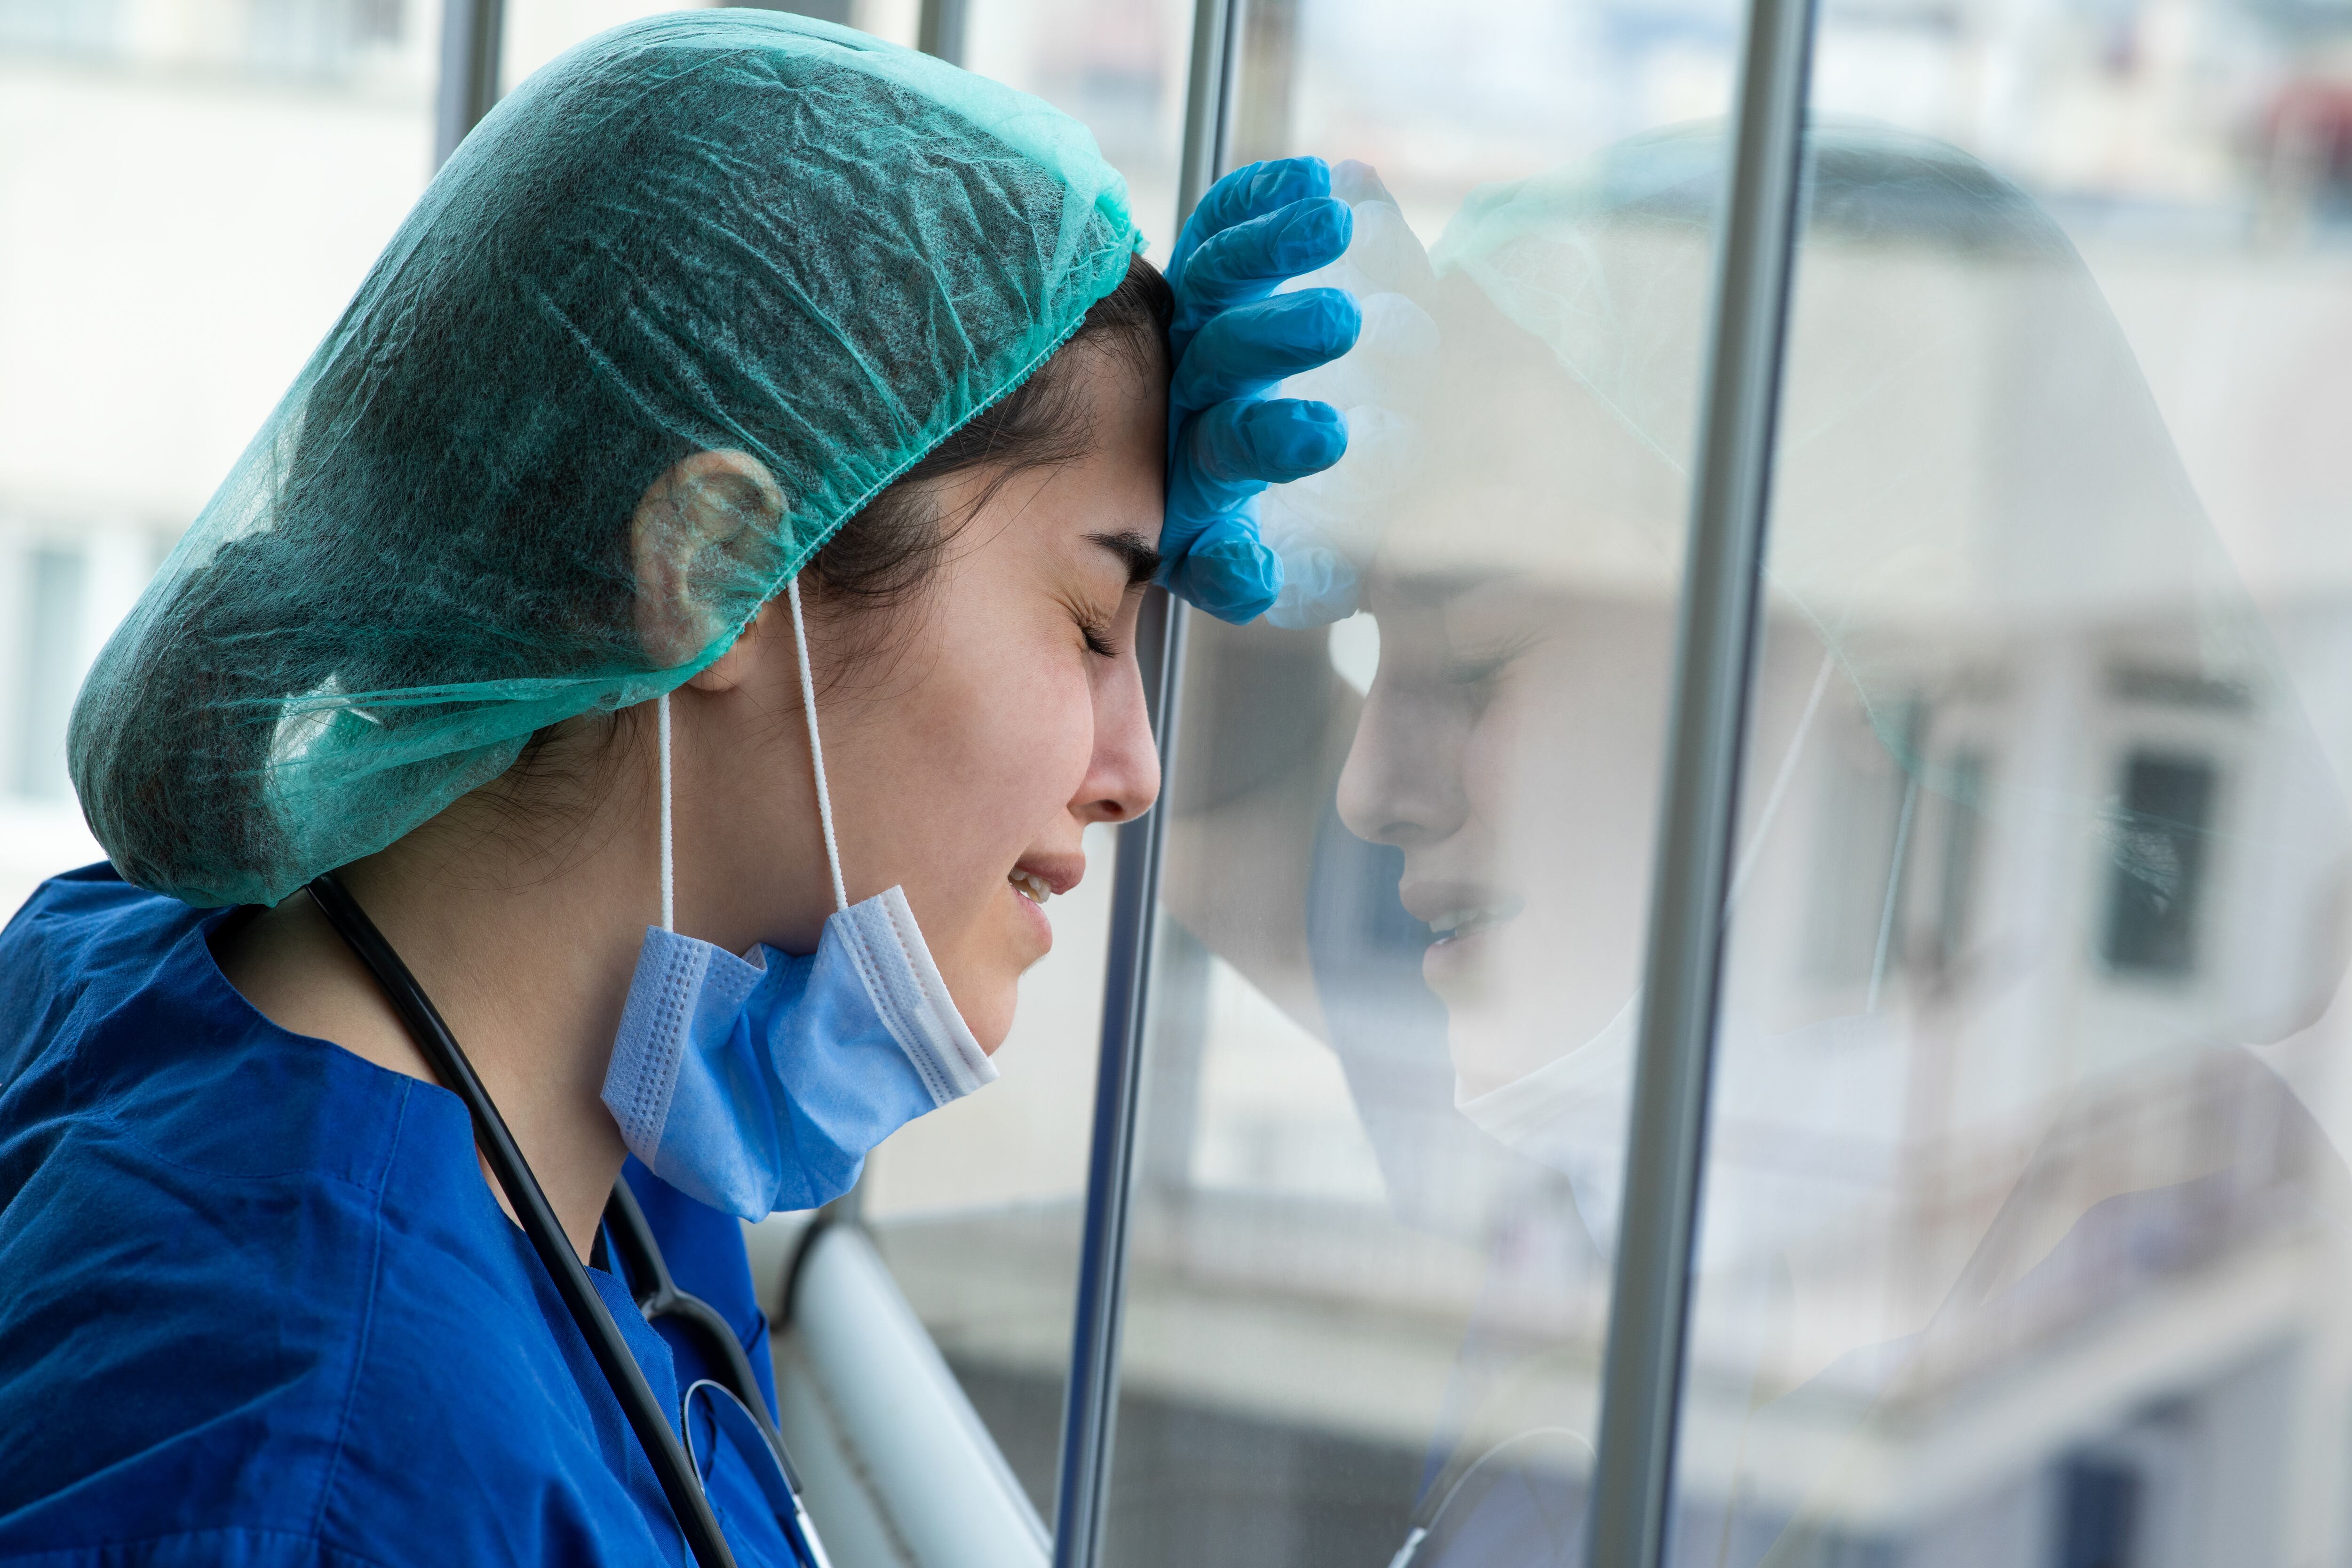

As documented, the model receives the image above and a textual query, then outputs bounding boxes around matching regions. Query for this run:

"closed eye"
[1445,634,1538,688]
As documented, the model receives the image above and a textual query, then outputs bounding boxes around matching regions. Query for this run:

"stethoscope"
[308,871,829,1568]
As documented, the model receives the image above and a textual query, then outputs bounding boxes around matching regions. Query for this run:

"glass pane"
[1092,3,1746,1562]
[1664,5,2352,1563]
[848,0,1192,1520]
[959,0,1192,256]
[0,0,438,914]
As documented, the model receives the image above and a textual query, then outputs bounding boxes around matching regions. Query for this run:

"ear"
[685,597,781,694]
[632,449,785,670]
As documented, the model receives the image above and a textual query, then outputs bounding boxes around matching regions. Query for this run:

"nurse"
[0,13,1357,1566]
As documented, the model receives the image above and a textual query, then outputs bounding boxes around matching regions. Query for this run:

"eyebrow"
[1389,568,1502,609]
[1088,529,1162,588]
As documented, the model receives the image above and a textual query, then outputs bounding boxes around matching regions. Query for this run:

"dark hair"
[808,250,1171,644]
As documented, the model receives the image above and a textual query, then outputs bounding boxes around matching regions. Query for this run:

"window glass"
[958,0,1191,255]
[846,0,1193,1520]
[1088,2,1744,1561]
[0,0,438,913]
[1664,0,2352,1560]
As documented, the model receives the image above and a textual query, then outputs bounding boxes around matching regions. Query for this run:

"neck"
[216,785,657,1259]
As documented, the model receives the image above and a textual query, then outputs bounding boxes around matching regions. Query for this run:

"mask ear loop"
[787,574,850,915]
[658,692,675,934]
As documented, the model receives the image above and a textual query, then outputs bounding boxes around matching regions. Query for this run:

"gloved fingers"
[1260,539,1364,631]
[1161,515,1285,625]
[1166,437,1265,525]
[1171,198,1353,336]
[1167,401,1347,547]
[1274,291,1440,411]
[1171,288,1361,412]
[1268,404,1419,518]
[1169,156,1332,280]
[1181,398,1348,488]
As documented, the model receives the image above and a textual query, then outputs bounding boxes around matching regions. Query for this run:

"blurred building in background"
[9,3,2352,1567]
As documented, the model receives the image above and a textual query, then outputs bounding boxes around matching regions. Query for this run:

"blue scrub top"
[0,867,800,1567]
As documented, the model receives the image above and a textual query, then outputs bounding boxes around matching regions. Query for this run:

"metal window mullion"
[1048,589,1184,1568]
[1049,6,1237,1567]
[1581,0,1817,1560]
[435,0,504,167]
[917,0,969,64]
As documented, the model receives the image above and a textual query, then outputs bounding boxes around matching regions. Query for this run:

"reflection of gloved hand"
[1160,157,1364,624]
[1260,160,1440,629]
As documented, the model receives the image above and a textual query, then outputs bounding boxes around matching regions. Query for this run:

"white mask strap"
[658,692,676,932]
[788,573,850,915]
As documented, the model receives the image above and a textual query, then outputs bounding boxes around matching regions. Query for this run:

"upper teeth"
[1430,899,1521,936]
[1013,870,1051,905]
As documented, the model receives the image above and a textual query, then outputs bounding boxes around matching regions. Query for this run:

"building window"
[2100,750,2217,978]
[1804,706,1922,988]
[1930,748,1988,971]
[2056,1456,2140,1568]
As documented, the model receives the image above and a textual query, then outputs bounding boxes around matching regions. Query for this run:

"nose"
[1336,676,1469,847]
[1072,642,1162,825]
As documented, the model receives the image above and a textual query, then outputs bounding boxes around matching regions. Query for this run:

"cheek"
[912,641,1097,894]
[1459,688,1523,836]
[973,661,1097,831]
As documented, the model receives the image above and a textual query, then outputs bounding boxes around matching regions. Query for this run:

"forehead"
[1373,316,1688,606]
[981,343,1167,554]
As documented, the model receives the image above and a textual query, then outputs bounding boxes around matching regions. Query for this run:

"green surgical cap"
[70,10,1144,908]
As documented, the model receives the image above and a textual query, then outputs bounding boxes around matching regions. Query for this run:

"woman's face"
[675,347,1166,1049]
[1334,352,1681,1096]
[1339,574,1673,1095]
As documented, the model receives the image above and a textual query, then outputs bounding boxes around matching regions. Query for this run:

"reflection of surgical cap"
[1422,120,2349,1046]
[1428,121,2247,637]
[71,11,1142,908]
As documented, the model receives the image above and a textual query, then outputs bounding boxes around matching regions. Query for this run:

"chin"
[966,983,1019,1055]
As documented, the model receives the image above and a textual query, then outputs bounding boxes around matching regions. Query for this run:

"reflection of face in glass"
[1335,286,1685,1098]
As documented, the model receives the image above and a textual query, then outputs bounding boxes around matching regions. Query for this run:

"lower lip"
[1010,883,1053,954]
[1421,921,1499,992]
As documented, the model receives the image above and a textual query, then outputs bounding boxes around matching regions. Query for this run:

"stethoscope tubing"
[601,1178,810,1500]
[307,873,740,1568]
[601,1183,832,1568]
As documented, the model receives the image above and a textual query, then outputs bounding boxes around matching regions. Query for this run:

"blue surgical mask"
[599,576,996,1220]
[602,883,994,1219]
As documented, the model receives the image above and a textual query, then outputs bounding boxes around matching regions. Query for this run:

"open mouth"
[1011,869,1053,906]
[1428,897,1525,942]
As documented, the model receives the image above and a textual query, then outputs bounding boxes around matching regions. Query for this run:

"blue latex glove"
[1159,158,1364,623]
